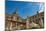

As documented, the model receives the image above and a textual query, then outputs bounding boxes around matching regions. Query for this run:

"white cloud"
[39,3,44,13]
[39,9,43,13]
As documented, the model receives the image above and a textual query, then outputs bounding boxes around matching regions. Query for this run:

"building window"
[8,16,11,20]
[35,19,38,24]
[42,17,44,23]
[35,15,37,18]
[39,18,40,20]
[33,20,35,23]
[17,17,19,20]
[13,16,17,21]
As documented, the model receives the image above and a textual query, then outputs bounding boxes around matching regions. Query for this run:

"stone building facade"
[26,12,44,29]
[5,11,44,31]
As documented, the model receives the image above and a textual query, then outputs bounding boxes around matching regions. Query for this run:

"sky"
[7,0,45,2]
[5,1,44,19]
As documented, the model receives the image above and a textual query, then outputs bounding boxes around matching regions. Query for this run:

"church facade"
[5,11,44,31]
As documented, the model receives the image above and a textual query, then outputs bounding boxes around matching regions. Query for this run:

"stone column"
[17,24,21,30]
[26,18,29,29]
[39,18,44,28]
[10,22,12,30]
[40,18,44,27]
[8,21,11,31]
[16,22,17,29]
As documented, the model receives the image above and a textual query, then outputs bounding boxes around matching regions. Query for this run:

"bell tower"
[37,11,39,14]
[13,8,18,14]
